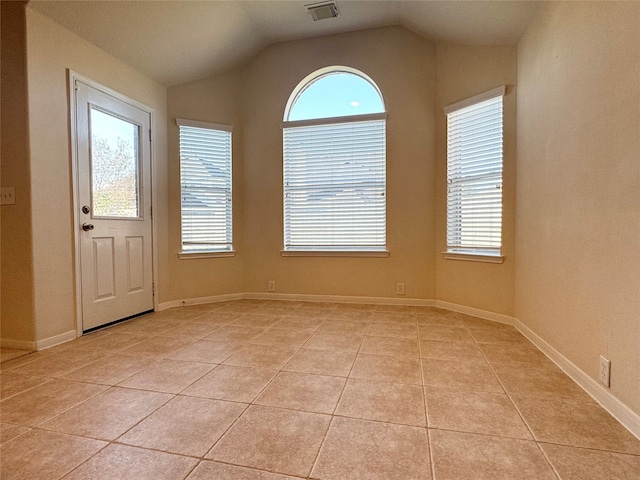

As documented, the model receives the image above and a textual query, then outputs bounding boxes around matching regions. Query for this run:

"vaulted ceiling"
[29,1,540,87]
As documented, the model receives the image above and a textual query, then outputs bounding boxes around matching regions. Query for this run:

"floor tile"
[318,319,370,334]
[255,371,345,414]
[334,303,377,312]
[249,329,314,347]
[223,344,299,369]
[416,309,464,327]
[183,364,278,403]
[468,326,530,345]
[327,310,373,322]
[0,423,30,444]
[425,387,531,439]
[336,378,426,426]
[540,443,640,480]
[0,351,52,370]
[0,429,106,480]
[311,416,430,480]
[158,322,223,339]
[119,395,246,457]
[359,336,419,357]
[429,429,556,480]
[350,354,422,385]
[419,339,484,361]
[282,349,356,377]
[1,371,49,400]
[62,443,197,480]
[479,343,556,368]
[375,304,416,313]
[74,333,148,352]
[204,325,266,343]
[61,354,158,385]
[414,307,457,317]
[366,322,418,338]
[422,358,502,393]
[186,461,301,479]
[7,349,106,378]
[117,359,214,394]
[493,364,589,399]
[283,307,332,319]
[418,326,475,343]
[190,311,243,325]
[209,405,331,477]
[370,311,416,325]
[40,386,172,440]
[231,314,282,329]
[272,316,325,331]
[116,319,184,336]
[167,340,241,363]
[0,379,107,427]
[119,336,196,357]
[303,332,363,353]
[512,395,640,455]
[460,315,514,329]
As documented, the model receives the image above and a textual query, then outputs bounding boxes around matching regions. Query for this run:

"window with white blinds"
[177,119,232,253]
[283,68,387,253]
[445,87,504,256]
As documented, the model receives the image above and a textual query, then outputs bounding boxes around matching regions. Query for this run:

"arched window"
[282,67,387,254]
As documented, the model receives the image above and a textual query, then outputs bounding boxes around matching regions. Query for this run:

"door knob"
[82,205,90,214]
[82,223,94,231]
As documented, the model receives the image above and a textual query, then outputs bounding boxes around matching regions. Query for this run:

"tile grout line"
[467,320,562,480]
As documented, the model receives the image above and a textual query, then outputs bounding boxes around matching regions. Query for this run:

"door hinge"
[152,282,155,295]
[149,129,152,142]
[150,206,153,219]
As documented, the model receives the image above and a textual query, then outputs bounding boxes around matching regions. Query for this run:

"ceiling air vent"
[306,2,340,21]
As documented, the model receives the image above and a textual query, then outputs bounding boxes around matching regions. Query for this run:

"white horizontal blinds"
[283,119,386,251]
[179,123,232,252]
[446,94,503,253]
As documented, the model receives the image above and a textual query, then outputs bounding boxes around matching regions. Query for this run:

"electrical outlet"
[396,283,405,295]
[599,355,611,387]
[268,280,276,292]
[1,187,15,205]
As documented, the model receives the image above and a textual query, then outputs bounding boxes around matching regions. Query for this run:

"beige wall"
[166,72,244,300]
[1,1,36,343]
[435,46,517,315]
[241,27,437,299]
[24,8,168,341]
[516,2,640,414]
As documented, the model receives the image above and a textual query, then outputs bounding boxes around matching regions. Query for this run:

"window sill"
[442,251,504,264]
[179,250,236,259]
[281,250,390,258]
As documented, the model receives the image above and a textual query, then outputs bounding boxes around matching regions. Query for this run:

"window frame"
[177,118,234,259]
[281,67,389,257]
[443,86,506,264]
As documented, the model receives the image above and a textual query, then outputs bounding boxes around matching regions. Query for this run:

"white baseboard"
[158,292,243,311]
[515,318,640,440]
[244,292,436,307]
[435,300,514,325]
[3,330,79,351]
[1,338,37,350]
[36,330,78,351]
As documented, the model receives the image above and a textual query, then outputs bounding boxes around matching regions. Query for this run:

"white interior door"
[75,80,154,332]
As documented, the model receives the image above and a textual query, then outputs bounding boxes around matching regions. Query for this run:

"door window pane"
[90,108,140,218]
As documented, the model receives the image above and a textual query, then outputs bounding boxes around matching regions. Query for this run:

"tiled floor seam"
[471,323,564,479]
[306,320,368,478]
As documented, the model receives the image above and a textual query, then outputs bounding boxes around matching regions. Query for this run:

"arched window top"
[284,66,385,122]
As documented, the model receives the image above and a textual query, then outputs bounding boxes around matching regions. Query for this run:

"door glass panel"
[90,108,140,218]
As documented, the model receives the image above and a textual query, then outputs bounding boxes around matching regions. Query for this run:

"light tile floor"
[1,300,639,479]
